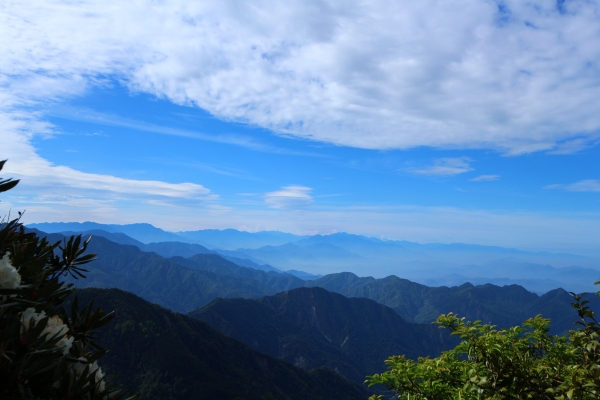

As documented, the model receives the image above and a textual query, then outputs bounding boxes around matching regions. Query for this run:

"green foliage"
[0,160,137,400]
[367,285,600,399]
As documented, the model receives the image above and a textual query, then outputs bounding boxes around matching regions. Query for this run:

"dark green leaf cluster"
[0,160,137,400]
[367,286,600,399]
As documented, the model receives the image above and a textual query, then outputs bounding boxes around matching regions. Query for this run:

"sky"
[1,0,600,255]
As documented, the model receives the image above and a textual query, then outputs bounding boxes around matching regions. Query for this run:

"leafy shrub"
[367,284,600,399]
[0,160,137,400]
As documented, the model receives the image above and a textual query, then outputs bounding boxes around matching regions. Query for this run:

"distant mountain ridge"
[28,221,600,294]
[58,229,217,258]
[175,228,307,250]
[29,222,191,244]
[306,272,600,334]
[55,228,284,274]
[31,228,597,336]
[412,259,600,294]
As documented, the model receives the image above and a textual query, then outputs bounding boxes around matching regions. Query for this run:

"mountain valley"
[26,223,600,398]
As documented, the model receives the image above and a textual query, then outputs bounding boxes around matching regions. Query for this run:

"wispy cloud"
[1,116,217,205]
[49,106,326,157]
[547,138,594,155]
[409,158,473,176]
[151,158,259,181]
[470,174,500,182]
[1,0,599,154]
[546,180,600,192]
[264,185,313,210]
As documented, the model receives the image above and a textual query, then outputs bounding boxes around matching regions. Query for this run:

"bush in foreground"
[0,160,137,400]
[367,286,600,399]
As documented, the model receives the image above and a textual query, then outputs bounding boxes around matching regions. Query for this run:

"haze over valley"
[30,221,600,295]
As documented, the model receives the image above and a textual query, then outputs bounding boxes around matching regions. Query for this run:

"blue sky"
[1,1,600,254]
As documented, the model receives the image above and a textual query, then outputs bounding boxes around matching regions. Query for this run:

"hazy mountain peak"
[28,221,187,244]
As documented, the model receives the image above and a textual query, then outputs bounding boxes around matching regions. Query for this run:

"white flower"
[91,361,106,393]
[73,357,106,393]
[0,252,21,289]
[21,308,73,355]
[73,357,88,375]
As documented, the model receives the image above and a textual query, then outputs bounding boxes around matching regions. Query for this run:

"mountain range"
[29,221,600,294]
[305,272,600,334]
[32,228,599,335]
[25,225,600,398]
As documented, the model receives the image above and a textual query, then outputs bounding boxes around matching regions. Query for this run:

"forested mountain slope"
[191,287,455,384]
[29,230,305,312]
[69,289,367,400]
[306,272,600,334]
[170,253,304,291]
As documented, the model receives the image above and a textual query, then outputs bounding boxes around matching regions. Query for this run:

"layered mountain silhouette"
[175,228,307,250]
[306,272,600,334]
[69,288,367,400]
[51,228,284,274]
[30,230,304,313]
[32,228,600,335]
[190,287,455,384]
[30,221,600,294]
[30,222,190,244]
[25,226,600,398]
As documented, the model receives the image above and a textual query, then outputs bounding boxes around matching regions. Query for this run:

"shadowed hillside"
[69,288,368,400]
[191,287,455,384]
[306,272,600,334]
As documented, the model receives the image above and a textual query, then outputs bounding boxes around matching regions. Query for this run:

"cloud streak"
[264,185,313,210]
[470,175,500,182]
[49,106,327,157]
[546,180,600,193]
[409,158,473,176]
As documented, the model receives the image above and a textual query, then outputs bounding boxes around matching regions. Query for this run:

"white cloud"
[470,174,500,182]
[0,114,216,203]
[1,0,599,235]
[546,180,600,192]
[1,0,599,155]
[410,158,473,176]
[264,185,313,210]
